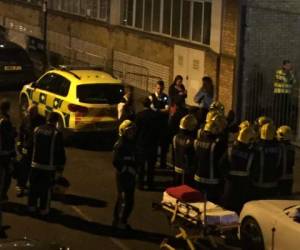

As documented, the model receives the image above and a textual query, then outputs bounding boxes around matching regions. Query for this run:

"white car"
[239,200,300,250]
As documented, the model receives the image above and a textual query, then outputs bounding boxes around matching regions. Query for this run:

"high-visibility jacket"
[223,142,254,178]
[31,124,65,171]
[251,140,281,188]
[173,131,195,175]
[194,132,226,185]
[273,69,296,94]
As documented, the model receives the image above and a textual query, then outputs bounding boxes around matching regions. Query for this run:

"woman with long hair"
[168,75,187,107]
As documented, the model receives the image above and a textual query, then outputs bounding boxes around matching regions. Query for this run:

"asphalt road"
[0,90,299,250]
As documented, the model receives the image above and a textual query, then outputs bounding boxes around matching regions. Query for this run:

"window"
[121,0,212,45]
[37,73,70,96]
[77,84,124,104]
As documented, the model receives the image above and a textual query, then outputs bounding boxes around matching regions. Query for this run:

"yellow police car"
[19,67,124,132]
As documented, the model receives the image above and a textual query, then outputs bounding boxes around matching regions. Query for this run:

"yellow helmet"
[211,114,228,134]
[119,120,136,136]
[239,120,250,130]
[237,127,256,144]
[179,114,198,131]
[260,123,276,141]
[257,116,273,128]
[206,110,219,123]
[276,125,292,141]
[204,120,219,135]
[209,101,225,115]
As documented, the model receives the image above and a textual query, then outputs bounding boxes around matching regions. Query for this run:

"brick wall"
[218,0,239,112]
[241,1,300,123]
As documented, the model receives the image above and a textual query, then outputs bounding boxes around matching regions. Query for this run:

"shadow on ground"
[53,193,107,208]
[65,132,117,151]
[2,202,167,245]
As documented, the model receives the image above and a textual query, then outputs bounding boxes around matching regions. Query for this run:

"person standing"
[112,120,137,230]
[276,125,295,196]
[28,112,66,215]
[173,114,197,186]
[149,80,169,169]
[0,99,16,201]
[117,85,135,123]
[194,120,226,203]
[273,60,298,130]
[251,123,281,200]
[16,105,45,197]
[168,75,187,106]
[220,126,256,212]
[194,76,214,123]
[135,98,159,189]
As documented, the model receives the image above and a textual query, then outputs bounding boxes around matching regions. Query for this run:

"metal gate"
[240,5,300,136]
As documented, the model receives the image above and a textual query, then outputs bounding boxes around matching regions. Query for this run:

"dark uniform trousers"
[17,114,45,190]
[278,142,295,196]
[137,148,157,188]
[28,168,55,210]
[194,134,225,204]
[173,132,195,187]
[221,145,254,212]
[251,142,281,200]
[0,156,12,199]
[113,171,136,224]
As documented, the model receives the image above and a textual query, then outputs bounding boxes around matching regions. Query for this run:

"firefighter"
[209,101,225,116]
[273,60,298,130]
[251,123,281,199]
[173,114,198,186]
[253,116,273,142]
[220,126,256,212]
[277,125,295,196]
[28,112,66,215]
[135,98,159,189]
[0,99,16,201]
[194,119,226,203]
[117,85,135,122]
[112,120,137,230]
[16,105,45,197]
[149,80,169,169]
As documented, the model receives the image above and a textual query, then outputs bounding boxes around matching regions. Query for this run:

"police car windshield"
[0,48,31,65]
[77,84,124,104]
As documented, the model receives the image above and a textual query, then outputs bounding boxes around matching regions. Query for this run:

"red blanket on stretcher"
[166,185,205,202]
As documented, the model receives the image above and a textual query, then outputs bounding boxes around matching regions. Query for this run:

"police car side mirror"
[31,81,37,88]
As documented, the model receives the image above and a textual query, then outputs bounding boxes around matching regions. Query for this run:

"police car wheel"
[20,96,29,117]
[240,217,264,250]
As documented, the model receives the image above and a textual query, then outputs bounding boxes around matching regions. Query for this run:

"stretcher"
[155,186,239,250]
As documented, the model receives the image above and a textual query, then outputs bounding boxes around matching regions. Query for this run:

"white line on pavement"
[70,205,131,250]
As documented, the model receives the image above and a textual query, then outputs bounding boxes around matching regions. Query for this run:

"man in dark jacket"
[276,125,295,196]
[251,123,281,199]
[112,120,137,230]
[16,105,45,197]
[194,119,227,203]
[220,126,256,212]
[173,114,197,186]
[149,80,169,169]
[0,99,16,201]
[28,112,65,215]
[135,98,159,189]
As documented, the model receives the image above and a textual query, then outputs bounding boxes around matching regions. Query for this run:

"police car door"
[31,73,55,117]
[45,74,70,126]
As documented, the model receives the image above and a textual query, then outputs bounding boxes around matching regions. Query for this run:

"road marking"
[71,205,92,222]
[71,205,131,250]
[109,237,131,250]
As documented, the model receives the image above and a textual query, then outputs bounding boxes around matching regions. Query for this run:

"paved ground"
[0,90,298,250]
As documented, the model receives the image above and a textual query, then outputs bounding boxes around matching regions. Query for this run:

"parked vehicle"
[240,200,300,250]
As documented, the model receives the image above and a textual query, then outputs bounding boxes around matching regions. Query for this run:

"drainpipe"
[42,0,48,70]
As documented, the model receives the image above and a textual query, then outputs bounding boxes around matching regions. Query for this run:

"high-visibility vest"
[273,69,296,94]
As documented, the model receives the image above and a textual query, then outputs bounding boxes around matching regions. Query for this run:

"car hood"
[247,200,300,211]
